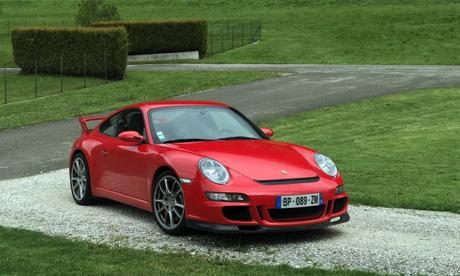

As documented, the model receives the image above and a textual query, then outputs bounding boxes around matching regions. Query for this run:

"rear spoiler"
[79,115,106,134]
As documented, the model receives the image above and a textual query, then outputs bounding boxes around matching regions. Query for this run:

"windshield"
[148,106,264,143]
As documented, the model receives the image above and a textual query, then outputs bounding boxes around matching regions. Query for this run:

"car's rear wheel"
[70,152,96,205]
[153,171,187,235]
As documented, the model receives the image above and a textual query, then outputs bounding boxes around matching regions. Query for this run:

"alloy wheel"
[153,175,185,230]
[71,157,87,201]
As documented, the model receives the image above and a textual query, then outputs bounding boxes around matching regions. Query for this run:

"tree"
[75,0,121,26]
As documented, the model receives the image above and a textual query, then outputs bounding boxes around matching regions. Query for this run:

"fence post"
[220,23,224,53]
[227,21,230,50]
[60,55,63,93]
[104,51,107,84]
[83,52,87,88]
[3,68,6,104]
[259,19,262,41]
[241,23,244,47]
[34,60,38,98]
[231,24,234,49]
[250,21,253,42]
[210,22,213,56]
[7,20,9,33]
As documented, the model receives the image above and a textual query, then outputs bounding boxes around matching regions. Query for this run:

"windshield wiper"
[162,138,215,144]
[217,136,259,141]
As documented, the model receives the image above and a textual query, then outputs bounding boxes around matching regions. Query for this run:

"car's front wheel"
[153,171,187,235]
[70,152,96,205]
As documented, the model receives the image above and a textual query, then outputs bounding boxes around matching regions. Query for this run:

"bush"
[76,0,121,26]
[12,27,128,80]
[91,20,208,57]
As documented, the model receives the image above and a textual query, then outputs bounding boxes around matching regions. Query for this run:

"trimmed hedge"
[91,20,207,57]
[12,27,128,80]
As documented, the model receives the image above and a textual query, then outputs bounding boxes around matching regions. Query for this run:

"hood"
[169,140,318,180]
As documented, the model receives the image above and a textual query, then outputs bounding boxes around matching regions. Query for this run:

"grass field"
[0,71,276,130]
[0,226,376,276]
[2,0,460,66]
[265,87,460,213]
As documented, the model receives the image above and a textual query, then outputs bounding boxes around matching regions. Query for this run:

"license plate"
[276,193,322,209]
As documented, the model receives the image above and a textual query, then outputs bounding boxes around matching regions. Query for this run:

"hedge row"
[91,20,207,57]
[12,27,128,80]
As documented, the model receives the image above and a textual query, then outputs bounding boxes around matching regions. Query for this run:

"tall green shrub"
[12,27,128,80]
[92,20,208,57]
[76,0,121,26]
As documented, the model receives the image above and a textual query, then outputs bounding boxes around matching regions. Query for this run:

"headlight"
[199,158,230,184]
[314,153,338,177]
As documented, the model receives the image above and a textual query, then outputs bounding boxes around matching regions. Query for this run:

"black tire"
[152,170,188,236]
[70,152,96,205]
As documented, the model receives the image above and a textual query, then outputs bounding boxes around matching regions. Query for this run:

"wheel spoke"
[174,202,184,209]
[156,205,166,213]
[164,178,171,194]
[173,207,182,218]
[159,180,167,195]
[155,199,166,205]
[168,209,174,226]
[79,183,84,199]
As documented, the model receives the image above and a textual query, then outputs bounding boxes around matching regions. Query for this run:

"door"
[97,109,150,201]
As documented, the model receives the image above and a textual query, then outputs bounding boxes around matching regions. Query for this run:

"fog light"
[330,216,341,223]
[335,185,345,194]
[205,192,248,202]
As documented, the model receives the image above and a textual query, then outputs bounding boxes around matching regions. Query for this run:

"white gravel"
[0,169,459,275]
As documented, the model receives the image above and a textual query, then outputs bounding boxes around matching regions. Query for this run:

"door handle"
[101,149,109,156]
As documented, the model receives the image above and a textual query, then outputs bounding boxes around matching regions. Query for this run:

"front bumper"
[186,213,350,234]
[182,171,350,233]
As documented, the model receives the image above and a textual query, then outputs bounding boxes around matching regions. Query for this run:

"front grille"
[256,176,320,185]
[222,206,252,221]
[268,205,325,221]
[332,198,347,213]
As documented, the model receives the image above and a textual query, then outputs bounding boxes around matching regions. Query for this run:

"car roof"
[123,100,230,110]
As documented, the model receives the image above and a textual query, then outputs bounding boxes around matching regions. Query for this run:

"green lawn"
[0,71,276,130]
[265,87,460,213]
[0,226,377,276]
[2,0,460,66]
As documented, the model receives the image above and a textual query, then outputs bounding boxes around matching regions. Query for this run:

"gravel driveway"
[1,170,458,275]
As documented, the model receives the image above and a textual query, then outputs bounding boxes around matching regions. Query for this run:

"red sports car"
[69,101,349,235]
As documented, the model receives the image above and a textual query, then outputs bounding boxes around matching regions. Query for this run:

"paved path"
[0,169,458,275]
[3,64,460,180]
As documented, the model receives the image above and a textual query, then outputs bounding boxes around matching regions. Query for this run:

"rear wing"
[79,115,106,134]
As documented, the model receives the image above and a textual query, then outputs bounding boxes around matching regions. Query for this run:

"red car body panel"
[70,100,349,233]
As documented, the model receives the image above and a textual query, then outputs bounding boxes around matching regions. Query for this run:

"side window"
[99,113,122,137]
[99,109,146,138]
[123,111,146,137]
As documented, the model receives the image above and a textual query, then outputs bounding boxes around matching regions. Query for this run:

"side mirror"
[118,131,143,144]
[260,127,274,137]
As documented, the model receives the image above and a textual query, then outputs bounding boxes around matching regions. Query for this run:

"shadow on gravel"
[92,198,344,248]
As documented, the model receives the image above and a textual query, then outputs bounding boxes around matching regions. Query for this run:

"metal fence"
[0,58,108,105]
[207,20,261,56]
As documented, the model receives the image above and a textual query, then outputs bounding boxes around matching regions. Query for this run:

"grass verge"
[0,226,377,275]
[265,87,460,213]
[0,71,276,130]
[2,1,460,65]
